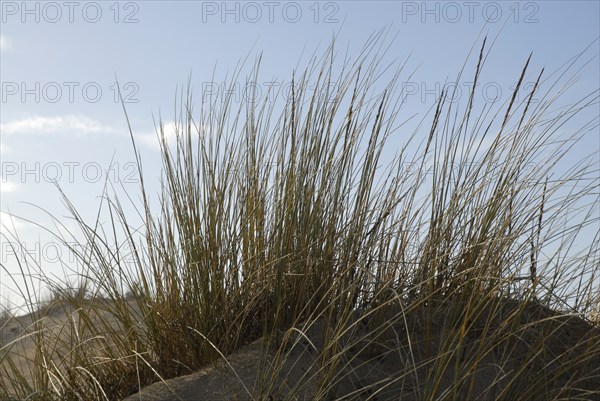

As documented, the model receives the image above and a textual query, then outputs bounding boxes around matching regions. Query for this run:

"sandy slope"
[2,297,599,400]
[122,298,600,401]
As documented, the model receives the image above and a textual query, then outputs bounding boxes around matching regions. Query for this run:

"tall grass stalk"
[1,34,599,400]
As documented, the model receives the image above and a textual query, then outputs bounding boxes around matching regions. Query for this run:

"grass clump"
[1,33,599,400]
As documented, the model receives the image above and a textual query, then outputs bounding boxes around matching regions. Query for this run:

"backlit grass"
[1,34,599,400]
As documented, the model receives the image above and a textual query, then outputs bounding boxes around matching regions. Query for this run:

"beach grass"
[1,33,599,400]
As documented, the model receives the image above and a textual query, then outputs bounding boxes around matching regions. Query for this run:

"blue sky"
[1,1,599,311]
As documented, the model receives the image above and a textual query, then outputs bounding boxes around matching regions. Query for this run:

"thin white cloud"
[0,34,11,50]
[136,121,180,149]
[1,115,116,137]
[0,142,11,154]
[0,181,17,194]
[0,142,17,193]
[0,211,24,230]
[137,121,213,150]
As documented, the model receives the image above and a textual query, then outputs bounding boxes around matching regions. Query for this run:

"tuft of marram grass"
[1,33,599,400]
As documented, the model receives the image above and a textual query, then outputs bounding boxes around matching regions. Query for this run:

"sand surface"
[121,299,600,401]
[3,297,599,400]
